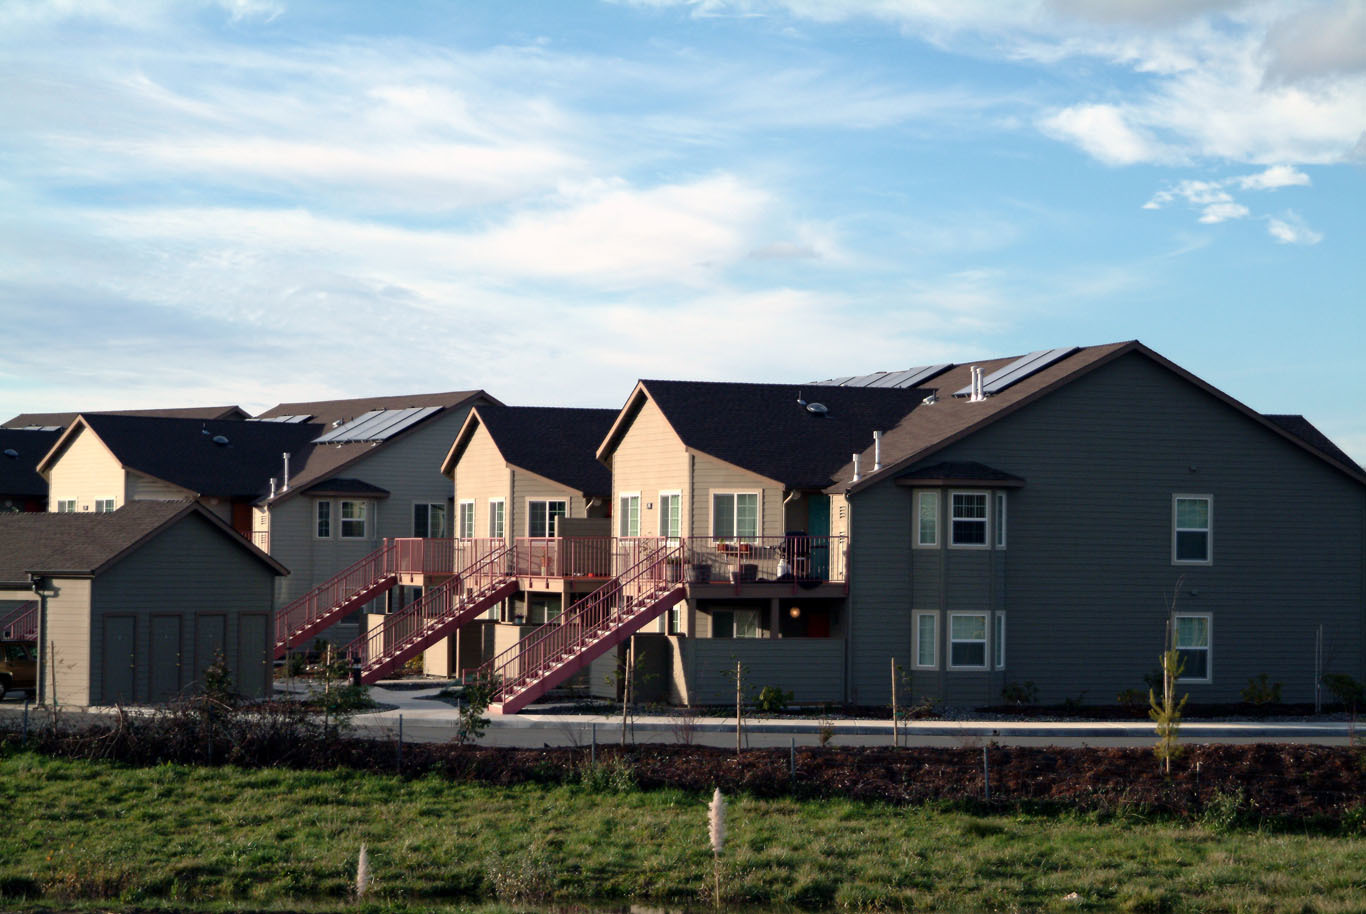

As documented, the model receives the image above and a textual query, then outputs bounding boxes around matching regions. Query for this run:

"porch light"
[788,607,801,619]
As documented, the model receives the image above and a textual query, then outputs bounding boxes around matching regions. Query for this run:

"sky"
[1,0,1363,461]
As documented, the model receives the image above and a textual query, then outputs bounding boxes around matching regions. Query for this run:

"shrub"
[1241,673,1281,705]
[1117,688,1146,709]
[1323,674,1366,710]
[455,675,498,744]
[1001,681,1039,706]
[755,685,793,714]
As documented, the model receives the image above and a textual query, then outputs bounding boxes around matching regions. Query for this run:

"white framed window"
[913,610,938,669]
[1173,613,1212,682]
[413,502,446,538]
[314,500,331,538]
[948,612,988,669]
[618,493,641,537]
[1173,495,1212,564]
[915,491,939,548]
[488,498,505,539]
[994,492,1007,548]
[950,492,988,547]
[340,500,368,539]
[712,608,760,639]
[94,497,116,513]
[457,500,475,538]
[669,602,683,634]
[993,612,1006,670]
[55,499,76,513]
[711,492,759,542]
[659,491,682,541]
[527,499,566,538]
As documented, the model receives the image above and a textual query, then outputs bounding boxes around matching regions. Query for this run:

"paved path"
[350,681,1359,749]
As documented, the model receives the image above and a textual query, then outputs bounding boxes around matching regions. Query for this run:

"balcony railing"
[683,536,847,586]
[513,537,614,578]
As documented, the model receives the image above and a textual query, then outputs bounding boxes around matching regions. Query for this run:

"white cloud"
[1266,211,1322,244]
[1144,164,1312,233]
[1039,103,1173,165]
[1197,202,1249,223]
[1233,164,1310,190]
[1261,1,1366,83]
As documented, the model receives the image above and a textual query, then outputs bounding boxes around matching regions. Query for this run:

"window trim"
[618,492,641,538]
[457,500,475,539]
[55,499,77,513]
[993,611,1006,670]
[412,501,447,538]
[314,499,331,539]
[710,490,761,542]
[913,610,938,670]
[949,490,990,549]
[339,499,369,539]
[1172,494,1213,565]
[526,498,567,538]
[947,611,989,670]
[94,497,117,514]
[915,491,939,548]
[1173,612,1213,683]
[488,498,505,540]
[994,492,1007,549]
[658,490,682,540]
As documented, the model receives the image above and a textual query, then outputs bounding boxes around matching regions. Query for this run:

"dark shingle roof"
[473,406,618,496]
[896,461,1025,486]
[52,415,322,500]
[257,390,492,429]
[301,478,391,497]
[1,428,62,498]
[1263,414,1363,474]
[0,501,284,581]
[629,380,933,489]
[4,405,248,429]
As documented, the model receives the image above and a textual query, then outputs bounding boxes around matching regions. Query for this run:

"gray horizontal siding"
[682,638,845,705]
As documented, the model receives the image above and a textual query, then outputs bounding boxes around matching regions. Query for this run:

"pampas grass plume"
[356,842,371,899]
[708,788,726,855]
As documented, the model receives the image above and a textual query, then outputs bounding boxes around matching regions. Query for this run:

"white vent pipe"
[873,430,882,471]
[282,452,291,491]
[269,477,277,499]
[851,453,861,482]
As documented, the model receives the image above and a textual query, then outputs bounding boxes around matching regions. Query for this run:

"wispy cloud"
[1266,211,1323,245]
[1143,165,1313,232]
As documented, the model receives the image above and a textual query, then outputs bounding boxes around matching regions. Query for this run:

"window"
[1174,613,1211,682]
[994,492,1007,548]
[340,500,368,538]
[528,499,566,538]
[712,608,760,639]
[993,612,1006,669]
[94,497,116,513]
[1173,495,1212,564]
[669,601,683,634]
[948,612,988,669]
[457,500,475,538]
[916,491,939,547]
[712,492,759,542]
[488,499,505,539]
[950,492,988,546]
[913,611,938,669]
[619,493,641,537]
[315,500,331,538]
[413,503,447,538]
[659,492,681,541]
[55,499,76,513]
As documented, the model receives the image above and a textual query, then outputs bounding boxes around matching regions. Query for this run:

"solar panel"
[249,414,312,423]
[313,406,441,444]
[810,364,952,389]
[953,347,1078,398]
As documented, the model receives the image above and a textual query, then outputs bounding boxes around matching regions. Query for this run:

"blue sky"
[1,0,1363,460]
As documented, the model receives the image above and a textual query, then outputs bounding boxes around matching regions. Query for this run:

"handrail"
[0,601,38,641]
[475,537,684,703]
[513,536,614,578]
[274,539,397,649]
[344,540,511,672]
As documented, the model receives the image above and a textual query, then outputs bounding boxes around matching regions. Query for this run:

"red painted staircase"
[475,539,686,714]
[1,601,37,640]
[343,541,517,683]
[273,541,400,659]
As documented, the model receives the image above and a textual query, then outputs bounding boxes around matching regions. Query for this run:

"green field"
[2,751,1364,913]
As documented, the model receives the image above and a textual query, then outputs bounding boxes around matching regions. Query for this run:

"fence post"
[397,714,403,772]
[591,722,596,765]
[790,736,796,783]
[983,746,990,801]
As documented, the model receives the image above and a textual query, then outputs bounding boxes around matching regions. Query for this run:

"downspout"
[30,574,50,706]
[842,491,853,705]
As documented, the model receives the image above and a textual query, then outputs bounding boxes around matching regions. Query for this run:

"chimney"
[282,452,291,491]
[851,453,861,482]
[873,430,882,471]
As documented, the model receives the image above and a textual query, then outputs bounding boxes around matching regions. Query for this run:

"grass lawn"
[1,751,1364,913]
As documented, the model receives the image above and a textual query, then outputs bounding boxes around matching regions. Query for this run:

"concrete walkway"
[351,681,1360,748]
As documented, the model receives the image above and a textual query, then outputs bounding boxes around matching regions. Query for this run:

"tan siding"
[611,397,691,536]
[511,468,582,537]
[127,473,195,502]
[692,453,784,537]
[46,427,128,512]
[44,578,92,707]
[452,421,511,538]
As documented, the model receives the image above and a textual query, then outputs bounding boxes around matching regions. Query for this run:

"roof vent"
[201,424,210,435]
[212,435,230,446]
[805,402,828,416]
[922,393,937,405]
[2,448,17,459]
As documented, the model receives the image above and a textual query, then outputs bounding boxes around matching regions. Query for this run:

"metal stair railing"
[1,601,38,641]
[474,537,685,708]
[344,540,516,682]
[273,539,398,657]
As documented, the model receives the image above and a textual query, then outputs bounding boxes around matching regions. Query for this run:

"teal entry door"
[807,495,830,580]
